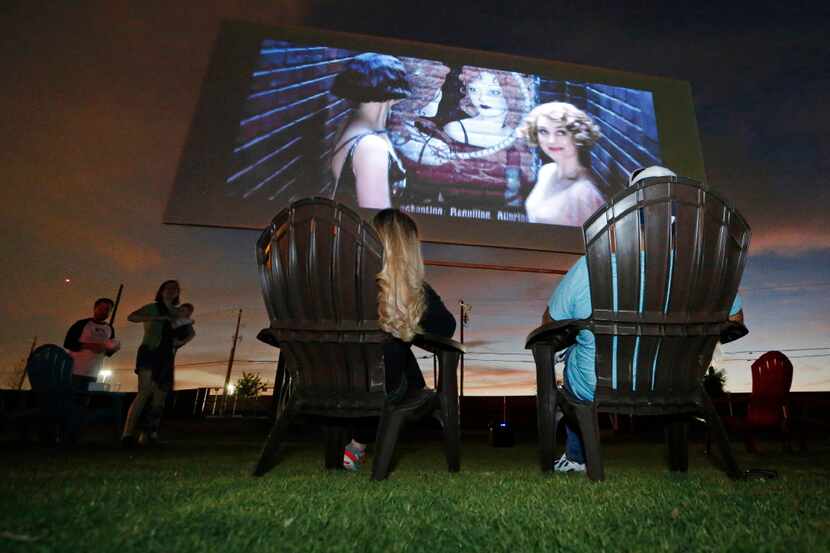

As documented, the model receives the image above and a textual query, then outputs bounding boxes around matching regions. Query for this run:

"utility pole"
[109,284,124,325]
[459,300,464,397]
[458,300,471,397]
[16,336,37,390]
[222,309,243,414]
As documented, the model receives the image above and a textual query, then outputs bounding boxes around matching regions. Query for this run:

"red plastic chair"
[727,351,793,452]
[747,351,793,445]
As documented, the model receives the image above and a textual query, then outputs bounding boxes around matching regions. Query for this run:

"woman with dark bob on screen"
[519,102,605,226]
[342,209,456,470]
[330,53,411,210]
[121,280,193,447]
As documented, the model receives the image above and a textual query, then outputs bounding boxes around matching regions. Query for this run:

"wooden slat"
[689,193,725,317]
[613,199,642,316]
[615,335,637,395]
[634,336,660,394]
[641,191,672,315]
[594,334,615,396]
[666,193,700,317]
[653,336,684,397]
[585,215,614,313]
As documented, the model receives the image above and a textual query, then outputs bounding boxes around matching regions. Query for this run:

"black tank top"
[332,132,407,207]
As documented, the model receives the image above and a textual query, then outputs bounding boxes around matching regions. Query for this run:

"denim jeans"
[563,367,586,464]
[564,423,586,463]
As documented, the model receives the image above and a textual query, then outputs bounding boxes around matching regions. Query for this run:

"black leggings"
[354,283,457,442]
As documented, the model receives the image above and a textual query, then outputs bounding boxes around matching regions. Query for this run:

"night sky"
[1,2,828,394]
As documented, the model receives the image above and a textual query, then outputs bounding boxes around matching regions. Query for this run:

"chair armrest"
[415,333,463,405]
[525,319,586,351]
[257,328,280,348]
[412,333,465,355]
[720,321,748,344]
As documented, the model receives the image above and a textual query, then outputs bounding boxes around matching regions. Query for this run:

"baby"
[172,303,195,349]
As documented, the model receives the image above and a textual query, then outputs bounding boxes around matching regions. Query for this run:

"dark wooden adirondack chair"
[527,176,751,480]
[253,197,464,480]
[16,344,124,443]
[726,350,794,452]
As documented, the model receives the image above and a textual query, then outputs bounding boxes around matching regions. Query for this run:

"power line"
[741,281,830,292]
[464,351,533,356]
[723,346,830,354]
[762,353,830,360]
[463,358,537,364]
[172,360,226,367]
[720,353,830,362]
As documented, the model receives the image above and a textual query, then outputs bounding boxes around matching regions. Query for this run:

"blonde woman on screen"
[520,102,605,226]
[343,209,456,471]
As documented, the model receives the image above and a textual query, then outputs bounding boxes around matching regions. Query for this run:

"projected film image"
[228,39,663,228]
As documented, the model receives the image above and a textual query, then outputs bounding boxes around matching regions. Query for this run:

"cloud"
[31,212,164,273]
[749,229,830,256]
[175,368,228,390]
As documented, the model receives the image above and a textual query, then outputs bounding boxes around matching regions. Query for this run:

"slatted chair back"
[256,197,388,416]
[747,350,793,427]
[583,177,751,412]
[26,345,73,393]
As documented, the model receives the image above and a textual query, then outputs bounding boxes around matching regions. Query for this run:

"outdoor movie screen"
[166,23,700,251]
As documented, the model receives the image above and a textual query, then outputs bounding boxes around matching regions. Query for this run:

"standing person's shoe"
[137,431,162,447]
[554,453,586,473]
[146,432,161,447]
[121,435,136,449]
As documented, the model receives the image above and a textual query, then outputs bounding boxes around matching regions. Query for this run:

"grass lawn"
[1,426,829,553]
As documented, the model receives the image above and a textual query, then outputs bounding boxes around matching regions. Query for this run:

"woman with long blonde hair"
[343,209,456,470]
[374,208,427,342]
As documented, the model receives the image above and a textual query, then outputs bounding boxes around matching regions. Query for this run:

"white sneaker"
[343,443,366,471]
[554,453,586,473]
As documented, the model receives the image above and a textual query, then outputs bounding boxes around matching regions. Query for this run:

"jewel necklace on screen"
[452,133,517,160]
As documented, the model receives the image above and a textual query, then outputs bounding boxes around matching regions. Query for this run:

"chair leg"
[705,427,712,456]
[435,350,460,473]
[252,411,291,476]
[573,403,604,481]
[745,432,759,454]
[701,391,741,479]
[532,344,557,472]
[323,424,350,470]
[665,418,689,472]
[781,421,793,453]
[371,410,406,481]
[439,385,460,473]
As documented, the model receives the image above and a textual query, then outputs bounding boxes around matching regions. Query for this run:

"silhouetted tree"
[235,371,267,399]
[703,366,727,398]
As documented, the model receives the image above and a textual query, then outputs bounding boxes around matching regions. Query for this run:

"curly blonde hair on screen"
[518,102,601,149]
[374,209,426,343]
